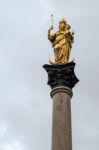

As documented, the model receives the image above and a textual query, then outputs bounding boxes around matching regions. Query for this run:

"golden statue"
[48,16,74,64]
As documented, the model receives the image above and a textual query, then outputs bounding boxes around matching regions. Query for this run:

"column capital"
[43,62,79,90]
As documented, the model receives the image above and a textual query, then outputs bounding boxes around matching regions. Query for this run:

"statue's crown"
[59,18,66,24]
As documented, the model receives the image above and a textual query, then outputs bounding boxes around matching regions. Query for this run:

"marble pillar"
[43,62,79,150]
[51,86,72,150]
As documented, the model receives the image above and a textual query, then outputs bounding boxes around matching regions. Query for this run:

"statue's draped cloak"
[52,31,72,64]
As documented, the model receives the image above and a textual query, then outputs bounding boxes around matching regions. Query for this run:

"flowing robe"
[48,30,74,64]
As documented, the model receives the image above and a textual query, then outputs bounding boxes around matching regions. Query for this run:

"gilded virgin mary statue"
[48,18,74,64]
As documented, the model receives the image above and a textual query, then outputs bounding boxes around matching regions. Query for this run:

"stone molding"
[50,86,73,98]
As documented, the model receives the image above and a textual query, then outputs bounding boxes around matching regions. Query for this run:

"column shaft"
[51,86,72,150]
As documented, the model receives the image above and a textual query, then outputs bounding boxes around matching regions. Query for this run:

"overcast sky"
[0,0,99,150]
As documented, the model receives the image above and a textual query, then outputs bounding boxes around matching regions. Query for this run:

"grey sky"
[0,0,99,150]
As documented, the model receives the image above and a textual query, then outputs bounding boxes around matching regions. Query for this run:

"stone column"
[51,86,72,150]
[43,62,79,150]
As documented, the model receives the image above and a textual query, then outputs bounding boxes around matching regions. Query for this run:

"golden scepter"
[51,14,53,29]
[49,14,56,64]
